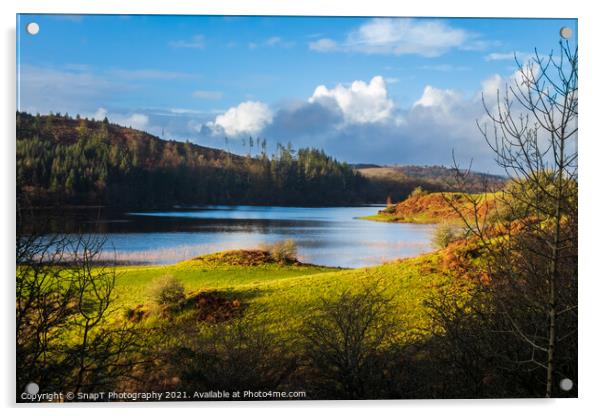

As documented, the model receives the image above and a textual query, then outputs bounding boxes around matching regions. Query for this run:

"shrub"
[150,274,185,306]
[409,186,429,198]
[301,281,400,399]
[266,240,298,263]
[431,222,463,249]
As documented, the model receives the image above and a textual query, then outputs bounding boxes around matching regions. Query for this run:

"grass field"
[112,248,474,345]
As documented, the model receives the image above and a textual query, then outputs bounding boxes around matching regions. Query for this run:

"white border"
[2,1,600,415]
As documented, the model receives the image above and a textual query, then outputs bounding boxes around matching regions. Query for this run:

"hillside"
[17,112,366,208]
[358,165,505,201]
[17,112,506,209]
[363,188,497,224]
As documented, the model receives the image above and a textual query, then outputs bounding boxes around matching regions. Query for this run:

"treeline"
[17,112,501,208]
[17,112,367,208]
[357,165,506,202]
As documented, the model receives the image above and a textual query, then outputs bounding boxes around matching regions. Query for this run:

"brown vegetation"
[378,190,496,223]
[189,292,244,323]
[191,249,284,267]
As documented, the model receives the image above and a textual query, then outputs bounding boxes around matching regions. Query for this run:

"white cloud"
[268,36,284,45]
[413,85,465,110]
[309,38,338,52]
[121,113,150,130]
[309,76,394,124]
[169,35,205,49]
[485,52,532,62]
[310,18,475,57]
[479,63,540,108]
[407,64,542,150]
[192,90,223,100]
[480,74,504,105]
[92,107,108,120]
[208,101,273,136]
[248,36,295,49]
[88,108,149,130]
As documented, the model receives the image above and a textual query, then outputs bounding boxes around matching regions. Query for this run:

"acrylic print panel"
[16,14,578,402]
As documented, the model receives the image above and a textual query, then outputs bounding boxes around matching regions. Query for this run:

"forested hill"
[357,165,506,195]
[16,112,505,208]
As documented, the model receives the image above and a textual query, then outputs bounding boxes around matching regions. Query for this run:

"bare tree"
[441,39,577,397]
[16,230,144,398]
[300,280,401,399]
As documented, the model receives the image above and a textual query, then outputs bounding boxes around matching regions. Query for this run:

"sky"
[17,14,577,172]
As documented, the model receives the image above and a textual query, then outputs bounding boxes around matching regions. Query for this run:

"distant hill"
[358,165,507,196]
[357,165,505,204]
[17,112,507,209]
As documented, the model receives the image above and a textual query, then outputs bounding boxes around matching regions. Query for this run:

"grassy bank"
[360,191,497,224]
[112,248,473,344]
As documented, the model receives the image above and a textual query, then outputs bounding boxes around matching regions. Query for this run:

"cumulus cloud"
[309,18,479,57]
[121,113,150,130]
[413,86,465,111]
[309,76,394,124]
[265,100,343,141]
[263,68,535,172]
[479,63,540,109]
[202,71,521,171]
[207,101,273,136]
[92,107,108,120]
[20,60,530,173]
[480,74,504,105]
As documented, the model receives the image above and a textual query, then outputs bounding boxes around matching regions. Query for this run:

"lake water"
[33,205,436,268]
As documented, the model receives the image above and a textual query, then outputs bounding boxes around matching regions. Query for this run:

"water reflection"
[25,206,436,268]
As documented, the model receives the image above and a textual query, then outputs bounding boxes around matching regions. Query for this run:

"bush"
[409,186,429,198]
[150,274,185,306]
[176,314,293,392]
[266,240,298,263]
[431,222,462,249]
[301,282,400,399]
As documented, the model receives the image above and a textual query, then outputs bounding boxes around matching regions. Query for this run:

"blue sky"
[17,15,577,172]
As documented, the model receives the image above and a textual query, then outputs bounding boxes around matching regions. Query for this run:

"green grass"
[111,249,473,345]
[357,213,447,224]
[113,258,335,308]
[356,214,399,223]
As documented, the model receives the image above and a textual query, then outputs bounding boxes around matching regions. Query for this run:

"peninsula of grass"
[360,190,497,224]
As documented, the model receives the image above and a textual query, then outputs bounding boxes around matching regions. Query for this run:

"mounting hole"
[26,22,40,35]
[25,382,39,395]
[560,27,572,39]
[559,378,574,391]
